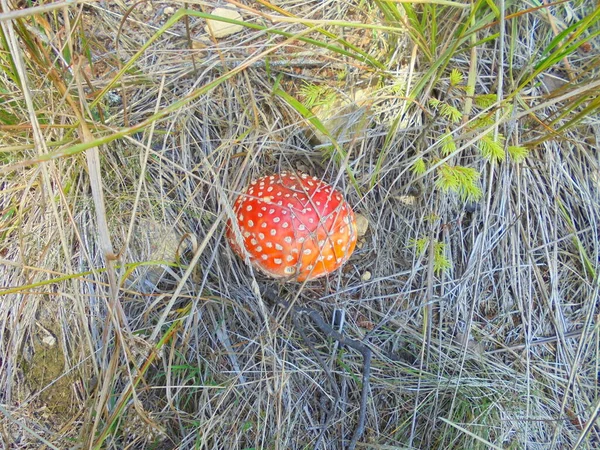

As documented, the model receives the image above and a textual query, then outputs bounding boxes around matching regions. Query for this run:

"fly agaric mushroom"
[226,172,357,281]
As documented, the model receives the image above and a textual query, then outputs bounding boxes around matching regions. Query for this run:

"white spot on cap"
[336,239,343,245]
[327,255,334,260]
[269,209,275,214]
[246,205,253,212]
[273,217,280,223]
[247,220,254,227]
[243,231,251,238]
[270,229,276,236]
[306,264,314,270]
[261,254,268,260]
[267,186,273,192]
[298,224,306,231]
[256,246,263,252]
[261,223,267,228]
[286,255,294,262]
[303,249,311,255]
[282,222,289,228]
[274,258,282,264]
[275,243,283,250]
[266,242,273,248]
[251,238,257,245]
[284,236,292,244]
[258,233,265,240]
[284,266,296,274]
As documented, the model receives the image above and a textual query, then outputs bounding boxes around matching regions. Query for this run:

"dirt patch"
[20,318,76,429]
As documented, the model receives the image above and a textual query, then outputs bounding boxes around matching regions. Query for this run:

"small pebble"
[142,3,153,14]
[397,195,417,206]
[361,271,372,281]
[42,334,57,347]
[205,7,244,38]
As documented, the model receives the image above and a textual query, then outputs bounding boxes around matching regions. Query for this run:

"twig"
[296,307,371,450]
[265,286,372,450]
[350,340,371,450]
[292,313,340,449]
[0,0,93,22]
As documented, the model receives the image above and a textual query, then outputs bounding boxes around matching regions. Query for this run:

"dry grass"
[1,0,599,449]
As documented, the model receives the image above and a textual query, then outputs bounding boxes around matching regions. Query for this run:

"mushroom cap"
[226,172,357,281]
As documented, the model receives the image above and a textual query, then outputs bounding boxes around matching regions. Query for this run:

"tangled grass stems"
[1,1,599,449]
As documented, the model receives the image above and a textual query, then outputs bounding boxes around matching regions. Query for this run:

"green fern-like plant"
[390,78,407,96]
[478,134,506,162]
[411,157,427,175]
[436,164,482,201]
[449,68,463,87]
[299,82,337,109]
[471,114,496,129]
[414,69,525,207]
[429,98,462,124]
[411,237,452,273]
[433,241,452,273]
[440,131,457,156]
[474,93,497,109]
[507,145,529,162]
[429,98,442,109]
[412,237,429,255]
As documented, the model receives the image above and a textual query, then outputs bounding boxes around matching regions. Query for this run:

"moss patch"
[21,323,75,427]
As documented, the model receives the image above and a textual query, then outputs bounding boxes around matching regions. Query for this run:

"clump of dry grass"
[1,1,599,449]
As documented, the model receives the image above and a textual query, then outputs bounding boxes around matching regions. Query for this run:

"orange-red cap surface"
[226,172,357,281]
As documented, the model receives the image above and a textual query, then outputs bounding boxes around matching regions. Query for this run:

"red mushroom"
[226,172,357,281]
